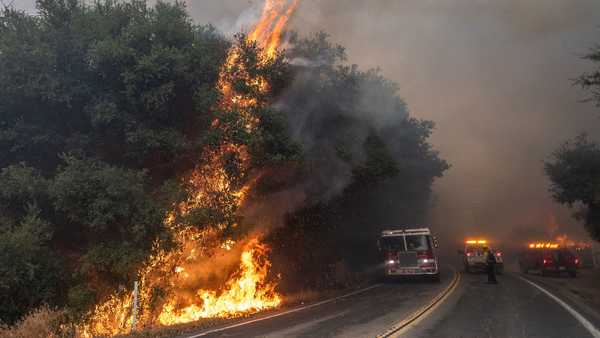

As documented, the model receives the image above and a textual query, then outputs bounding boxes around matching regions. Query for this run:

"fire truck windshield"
[406,235,430,251]
[381,236,406,251]
[381,235,431,252]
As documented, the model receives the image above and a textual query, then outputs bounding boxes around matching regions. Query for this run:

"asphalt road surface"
[400,271,600,338]
[185,266,600,338]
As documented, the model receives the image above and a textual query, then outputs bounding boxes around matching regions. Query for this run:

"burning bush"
[0,0,447,335]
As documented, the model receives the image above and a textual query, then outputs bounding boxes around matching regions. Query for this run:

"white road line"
[185,283,382,338]
[518,276,600,338]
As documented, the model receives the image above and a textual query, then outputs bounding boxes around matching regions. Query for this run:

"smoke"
[187,0,600,249]
[241,62,405,231]
[205,1,264,37]
[13,0,600,246]
[282,0,600,247]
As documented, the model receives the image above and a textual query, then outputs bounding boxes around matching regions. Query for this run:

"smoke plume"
[178,0,600,247]
[14,0,600,247]
[284,0,600,248]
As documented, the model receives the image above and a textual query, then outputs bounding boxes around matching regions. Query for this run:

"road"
[404,271,600,338]
[185,266,600,338]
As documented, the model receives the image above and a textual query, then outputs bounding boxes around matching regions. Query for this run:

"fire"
[158,239,280,325]
[249,0,299,58]
[78,1,298,336]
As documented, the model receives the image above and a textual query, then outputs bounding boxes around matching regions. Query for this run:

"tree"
[266,32,449,288]
[545,134,600,241]
[576,45,600,109]
[544,40,600,242]
[0,1,448,325]
[0,165,63,324]
[0,0,233,322]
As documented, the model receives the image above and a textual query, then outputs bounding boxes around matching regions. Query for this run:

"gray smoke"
[15,0,600,246]
[285,0,600,248]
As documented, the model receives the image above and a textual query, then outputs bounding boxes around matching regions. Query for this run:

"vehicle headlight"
[387,260,396,265]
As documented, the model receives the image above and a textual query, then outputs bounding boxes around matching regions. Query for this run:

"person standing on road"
[484,247,498,284]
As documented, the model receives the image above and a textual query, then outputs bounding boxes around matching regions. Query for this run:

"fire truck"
[379,228,440,281]
[460,239,504,274]
[569,243,595,268]
[518,242,579,278]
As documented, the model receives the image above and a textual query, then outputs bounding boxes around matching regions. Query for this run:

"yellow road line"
[376,269,461,338]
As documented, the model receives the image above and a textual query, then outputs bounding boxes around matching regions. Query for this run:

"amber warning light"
[465,239,487,244]
[528,242,559,249]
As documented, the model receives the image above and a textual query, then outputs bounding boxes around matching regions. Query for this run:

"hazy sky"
[12,0,600,243]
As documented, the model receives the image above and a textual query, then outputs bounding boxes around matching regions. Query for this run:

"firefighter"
[484,247,498,284]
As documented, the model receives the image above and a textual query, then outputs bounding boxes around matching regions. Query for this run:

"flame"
[77,1,298,336]
[249,0,299,58]
[555,234,591,249]
[158,239,280,325]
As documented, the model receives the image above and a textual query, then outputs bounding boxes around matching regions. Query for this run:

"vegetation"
[0,306,71,338]
[0,0,232,323]
[545,45,600,242]
[0,0,447,327]
[545,134,600,241]
[267,32,449,290]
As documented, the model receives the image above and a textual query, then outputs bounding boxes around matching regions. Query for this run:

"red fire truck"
[379,228,440,281]
[518,242,579,278]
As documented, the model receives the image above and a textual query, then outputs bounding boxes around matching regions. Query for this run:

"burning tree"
[79,0,303,335]
[0,0,448,335]
[0,0,299,332]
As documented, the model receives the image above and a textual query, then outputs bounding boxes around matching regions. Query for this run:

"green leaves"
[0,205,63,324]
[351,134,399,184]
[545,134,600,241]
[0,164,50,222]
[263,33,448,289]
[250,108,303,166]
[51,155,163,237]
[0,0,451,324]
[0,0,236,323]
[545,134,600,206]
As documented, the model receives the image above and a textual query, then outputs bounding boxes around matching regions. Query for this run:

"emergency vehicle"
[379,227,440,281]
[460,239,504,274]
[571,244,594,268]
[518,242,579,278]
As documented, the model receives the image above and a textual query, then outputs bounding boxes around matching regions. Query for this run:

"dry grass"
[0,306,72,338]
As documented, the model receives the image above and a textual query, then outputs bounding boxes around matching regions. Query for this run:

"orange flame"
[78,1,298,336]
[249,0,299,58]
[158,239,280,325]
